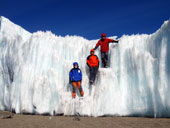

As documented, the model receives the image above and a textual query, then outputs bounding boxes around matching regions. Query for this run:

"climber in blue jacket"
[69,62,84,98]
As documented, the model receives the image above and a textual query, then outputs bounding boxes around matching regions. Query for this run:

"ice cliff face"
[0,16,170,117]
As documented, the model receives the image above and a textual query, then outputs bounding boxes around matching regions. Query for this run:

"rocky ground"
[0,111,170,128]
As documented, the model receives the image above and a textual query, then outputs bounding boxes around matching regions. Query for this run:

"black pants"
[101,52,108,67]
[89,67,98,82]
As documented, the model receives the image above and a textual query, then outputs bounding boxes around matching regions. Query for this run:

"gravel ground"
[0,111,170,128]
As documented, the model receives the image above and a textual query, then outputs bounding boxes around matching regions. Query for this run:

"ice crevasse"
[0,16,170,117]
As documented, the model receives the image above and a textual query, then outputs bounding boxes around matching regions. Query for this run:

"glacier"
[0,16,170,117]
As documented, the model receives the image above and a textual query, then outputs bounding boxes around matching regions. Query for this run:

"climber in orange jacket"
[86,49,100,84]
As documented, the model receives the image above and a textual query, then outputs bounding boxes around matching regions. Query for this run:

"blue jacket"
[69,68,82,82]
[69,62,82,82]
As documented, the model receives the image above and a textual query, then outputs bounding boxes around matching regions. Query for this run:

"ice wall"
[0,16,170,117]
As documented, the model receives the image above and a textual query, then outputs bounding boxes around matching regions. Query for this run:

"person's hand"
[115,40,119,43]
[94,46,97,50]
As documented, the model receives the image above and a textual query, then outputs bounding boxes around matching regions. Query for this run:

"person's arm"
[69,70,73,84]
[79,69,82,83]
[108,39,119,43]
[96,56,100,68]
[86,56,91,68]
[94,40,101,50]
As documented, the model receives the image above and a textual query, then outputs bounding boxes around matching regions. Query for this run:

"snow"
[0,16,170,117]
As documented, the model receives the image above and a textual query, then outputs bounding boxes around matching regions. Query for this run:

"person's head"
[90,49,95,55]
[73,62,79,68]
[101,33,106,40]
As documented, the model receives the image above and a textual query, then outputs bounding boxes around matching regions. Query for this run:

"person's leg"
[77,81,84,97]
[89,67,95,84]
[91,67,97,82]
[93,67,98,82]
[101,52,105,67]
[89,67,93,82]
[105,52,109,67]
[72,82,77,98]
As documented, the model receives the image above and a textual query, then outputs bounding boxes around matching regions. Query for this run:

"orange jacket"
[86,55,99,67]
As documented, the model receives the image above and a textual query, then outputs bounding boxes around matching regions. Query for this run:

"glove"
[94,47,97,50]
[115,40,119,43]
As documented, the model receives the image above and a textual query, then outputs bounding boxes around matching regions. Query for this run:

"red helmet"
[90,49,95,53]
[101,33,106,37]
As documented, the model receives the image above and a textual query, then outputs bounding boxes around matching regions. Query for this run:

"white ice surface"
[0,16,170,117]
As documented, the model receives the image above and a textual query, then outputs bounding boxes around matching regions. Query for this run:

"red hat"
[90,49,95,53]
[101,33,106,37]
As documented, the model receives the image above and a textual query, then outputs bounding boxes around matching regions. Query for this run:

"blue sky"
[0,0,170,40]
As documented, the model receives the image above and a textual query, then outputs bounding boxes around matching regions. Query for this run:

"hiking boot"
[90,80,94,84]
[72,93,76,98]
[80,91,84,97]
